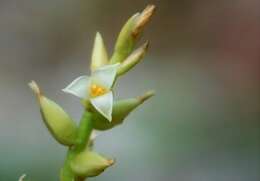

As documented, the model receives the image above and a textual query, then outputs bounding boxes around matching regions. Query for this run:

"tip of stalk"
[139,90,155,103]
[28,80,41,97]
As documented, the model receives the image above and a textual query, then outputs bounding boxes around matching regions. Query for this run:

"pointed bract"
[110,13,139,64]
[29,81,78,146]
[93,90,155,130]
[110,5,155,64]
[70,151,114,177]
[117,42,149,76]
[91,32,109,71]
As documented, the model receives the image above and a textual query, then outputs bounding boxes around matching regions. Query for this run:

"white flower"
[62,64,119,121]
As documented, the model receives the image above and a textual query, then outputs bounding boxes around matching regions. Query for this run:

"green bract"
[93,91,155,130]
[117,42,149,76]
[29,4,155,181]
[70,151,114,177]
[110,4,155,64]
[91,32,109,71]
[29,81,77,146]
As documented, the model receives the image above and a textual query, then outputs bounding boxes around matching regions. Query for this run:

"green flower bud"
[117,42,149,76]
[109,13,138,64]
[91,32,109,71]
[110,5,155,64]
[70,151,114,177]
[29,81,77,146]
[93,90,155,130]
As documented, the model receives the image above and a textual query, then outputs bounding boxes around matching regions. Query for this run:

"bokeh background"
[0,0,259,180]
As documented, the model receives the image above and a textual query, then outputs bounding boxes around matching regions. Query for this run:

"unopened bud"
[29,81,77,146]
[117,42,149,76]
[70,151,114,177]
[110,5,155,64]
[91,32,109,71]
[93,90,155,130]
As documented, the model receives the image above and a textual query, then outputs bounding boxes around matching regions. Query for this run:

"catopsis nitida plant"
[29,4,155,181]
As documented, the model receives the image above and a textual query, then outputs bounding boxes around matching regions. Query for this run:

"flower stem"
[60,111,93,181]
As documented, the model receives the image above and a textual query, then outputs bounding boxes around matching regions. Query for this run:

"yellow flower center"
[90,84,107,97]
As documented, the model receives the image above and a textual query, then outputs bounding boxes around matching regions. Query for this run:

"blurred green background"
[0,0,259,180]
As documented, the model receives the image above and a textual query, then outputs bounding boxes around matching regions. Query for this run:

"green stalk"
[60,111,93,181]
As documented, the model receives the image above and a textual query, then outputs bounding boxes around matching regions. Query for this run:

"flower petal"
[62,76,91,99]
[90,91,113,121]
[91,63,120,89]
